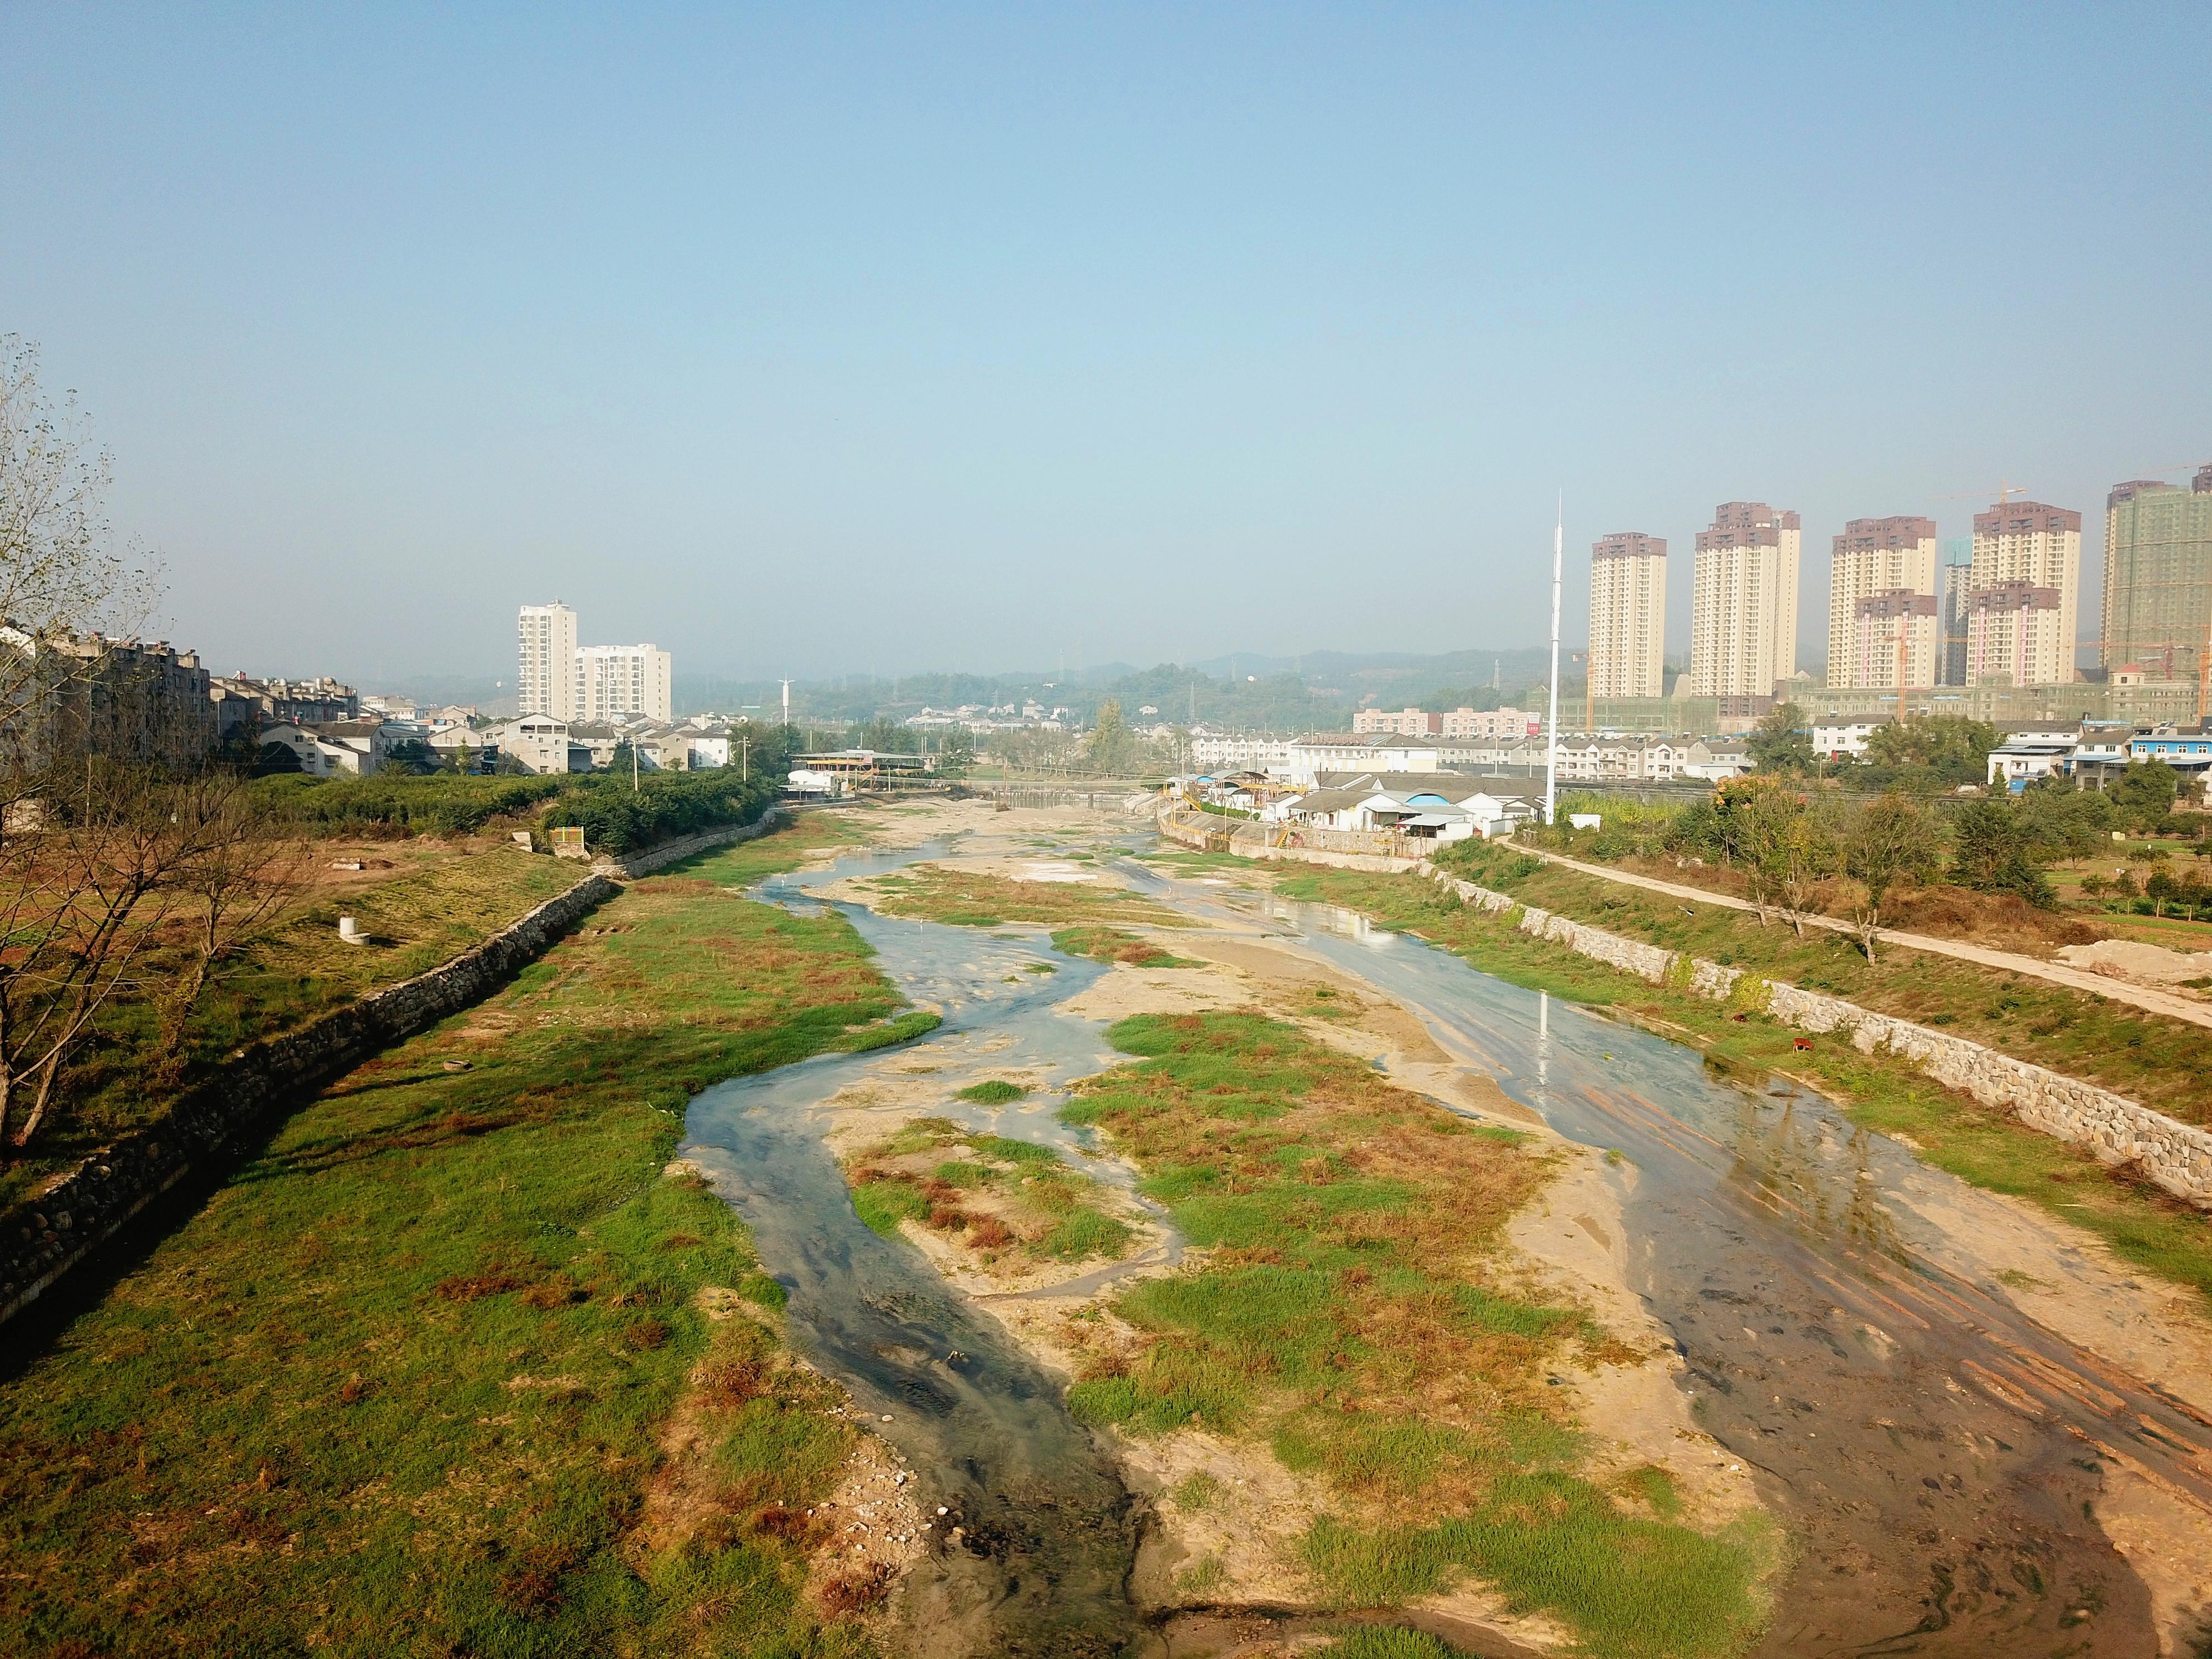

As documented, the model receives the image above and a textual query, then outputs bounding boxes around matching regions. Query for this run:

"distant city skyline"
[3,7,2206,682]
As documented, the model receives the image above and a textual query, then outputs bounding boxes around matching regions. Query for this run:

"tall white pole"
[1545,495,1563,826]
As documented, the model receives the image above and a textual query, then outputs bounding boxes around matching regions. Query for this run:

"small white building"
[1813,719,1883,759]
[1987,731,2078,793]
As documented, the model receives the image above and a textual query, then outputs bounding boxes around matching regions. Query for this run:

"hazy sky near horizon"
[4,3,2208,687]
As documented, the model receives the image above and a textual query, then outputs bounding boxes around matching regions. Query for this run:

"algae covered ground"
[1062,1010,1773,1659]
[1276,859,2212,1308]
[0,811,915,1658]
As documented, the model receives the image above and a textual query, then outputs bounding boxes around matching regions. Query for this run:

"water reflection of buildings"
[1261,896,1384,946]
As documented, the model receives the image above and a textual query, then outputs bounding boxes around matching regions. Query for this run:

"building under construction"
[2102,466,2212,682]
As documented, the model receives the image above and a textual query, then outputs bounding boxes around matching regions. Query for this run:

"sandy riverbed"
[785,800,2212,1653]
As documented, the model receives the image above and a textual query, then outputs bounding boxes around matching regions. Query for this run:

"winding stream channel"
[679,830,2212,1657]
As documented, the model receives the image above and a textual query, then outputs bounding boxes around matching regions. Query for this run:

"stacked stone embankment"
[0,873,618,1324]
[1417,862,2212,1209]
[592,806,789,879]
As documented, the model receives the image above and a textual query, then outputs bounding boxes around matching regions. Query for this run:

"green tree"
[1740,781,1834,936]
[1836,792,1939,961]
[1857,716,2000,790]
[935,726,977,777]
[1084,699,1141,776]
[2015,775,2114,862]
[1747,702,1815,774]
[2105,760,2180,832]
[1949,798,2054,907]
[253,739,302,776]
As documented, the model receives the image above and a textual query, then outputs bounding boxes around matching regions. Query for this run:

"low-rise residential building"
[1190,732,1300,773]
[2,632,218,770]
[1440,706,1539,741]
[2127,724,2212,782]
[487,715,576,774]
[1272,734,1443,785]
[1988,729,2081,792]
[1353,706,1442,737]
[1813,719,1883,759]
[1681,739,1753,780]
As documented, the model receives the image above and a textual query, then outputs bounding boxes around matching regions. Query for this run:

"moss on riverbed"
[1065,1011,1772,1658]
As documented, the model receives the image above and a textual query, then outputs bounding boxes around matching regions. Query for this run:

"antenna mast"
[1545,497,1563,827]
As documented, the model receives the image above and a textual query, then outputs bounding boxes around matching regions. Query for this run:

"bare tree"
[144,774,308,1093]
[1837,792,1938,962]
[0,336,190,1155]
[0,766,197,1149]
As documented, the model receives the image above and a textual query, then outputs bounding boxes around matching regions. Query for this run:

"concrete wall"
[1417,862,2212,1209]
[0,873,618,1324]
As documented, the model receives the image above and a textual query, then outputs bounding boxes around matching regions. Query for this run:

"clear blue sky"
[4,3,2206,687]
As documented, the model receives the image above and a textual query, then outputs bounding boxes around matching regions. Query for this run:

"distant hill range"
[665,645,1584,734]
[347,649,1587,733]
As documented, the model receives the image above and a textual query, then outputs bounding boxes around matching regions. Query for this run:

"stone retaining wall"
[0,872,618,1324]
[593,807,789,879]
[1416,862,2212,1208]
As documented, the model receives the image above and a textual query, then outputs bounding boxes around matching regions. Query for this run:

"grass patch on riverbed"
[0,811,909,1658]
[1275,863,2212,1309]
[859,863,1187,931]
[1050,924,1199,967]
[846,1118,1135,1264]
[1062,1011,1770,1657]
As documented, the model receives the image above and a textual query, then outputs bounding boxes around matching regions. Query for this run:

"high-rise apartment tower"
[1587,533,1667,698]
[2101,468,2212,679]
[517,602,580,721]
[1966,499,2080,687]
[1827,517,1936,688]
[1938,540,1974,686]
[576,643,674,724]
[1688,502,1800,700]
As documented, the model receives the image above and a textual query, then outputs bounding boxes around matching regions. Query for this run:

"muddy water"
[680,846,1164,1656]
[1204,882,2212,1658]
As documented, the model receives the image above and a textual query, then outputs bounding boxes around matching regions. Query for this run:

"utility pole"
[740,734,748,781]
[1545,495,1563,827]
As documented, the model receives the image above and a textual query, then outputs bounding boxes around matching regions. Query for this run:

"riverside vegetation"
[1281,848,2212,1307]
[0,810,933,1657]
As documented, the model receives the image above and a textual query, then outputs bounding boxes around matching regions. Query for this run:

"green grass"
[1426,838,2212,1126]
[954,1079,1027,1104]
[1063,1011,1767,1653]
[1303,1488,1769,1659]
[0,814,903,1657]
[842,1120,1134,1264]
[1274,860,2212,1310]
[10,847,589,1211]
[863,863,1188,931]
[1049,925,1201,967]
[1322,1630,1471,1659]
[833,1008,943,1051]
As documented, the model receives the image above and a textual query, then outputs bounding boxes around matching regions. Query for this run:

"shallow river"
[681,838,2212,1657]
